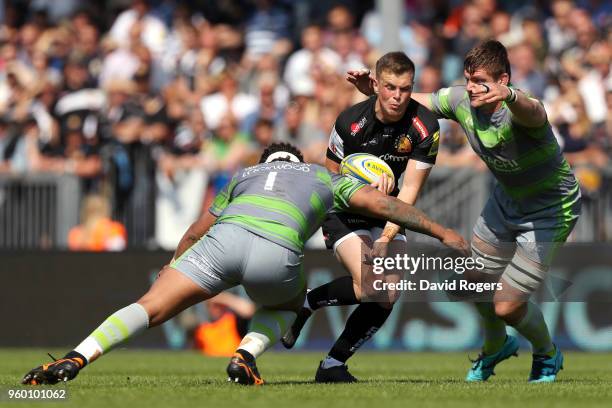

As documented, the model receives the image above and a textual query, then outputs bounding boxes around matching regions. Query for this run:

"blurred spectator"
[509,42,547,99]
[245,117,275,165]
[193,292,255,357]
[67,193,127,251]
[490,10,511,40]
[283,24,341,97]
[440,2,489,84]
[563,40,611,125]
[0,115,35,173]
[416,65,442,93]
[274,99,326,164]
[330,28,366,73]
[200,70,258,130]
[545,0,576,57]
[155,107,210,250]
[547,75,609,194]
[242,0,292,67]
[241,71,285,136]
[360,7,432,69]
[109,0,168,57]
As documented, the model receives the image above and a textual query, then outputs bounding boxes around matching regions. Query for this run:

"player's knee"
[376,300,395,310]
[352,280,364,301]
[494,301,522,323]
[136,297,159,326]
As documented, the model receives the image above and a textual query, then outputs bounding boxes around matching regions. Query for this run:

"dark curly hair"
[259,142,304,163]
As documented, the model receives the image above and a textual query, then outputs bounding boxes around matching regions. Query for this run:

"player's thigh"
[144,223,245,325]
[501,219,575,297]
[137,266,214,327]
[469,197,517,283]
[335,231,374,300]
[241,235,306,312]
[369,227,407,304]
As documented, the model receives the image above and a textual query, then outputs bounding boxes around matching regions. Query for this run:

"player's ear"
[372,77,380,94]
[498,73,510,86]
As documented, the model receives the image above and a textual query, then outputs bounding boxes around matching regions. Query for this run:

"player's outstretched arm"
[347,185,468,253]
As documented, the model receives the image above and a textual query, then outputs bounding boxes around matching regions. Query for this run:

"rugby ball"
[340,153,395,185]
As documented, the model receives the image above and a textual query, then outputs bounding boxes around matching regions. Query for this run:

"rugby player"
[22,143,467,386]
[347,40,581,383]
[282,52,441,383]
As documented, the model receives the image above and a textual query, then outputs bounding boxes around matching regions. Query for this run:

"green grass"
[1,349,611,408]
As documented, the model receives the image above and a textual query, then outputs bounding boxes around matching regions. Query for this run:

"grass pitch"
[1,349,611,408]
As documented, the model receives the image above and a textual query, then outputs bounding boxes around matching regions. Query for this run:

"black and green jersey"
[210,162,365,252]
[429,86,580,213]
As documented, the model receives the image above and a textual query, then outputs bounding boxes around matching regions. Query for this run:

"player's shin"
[237,308,297,359]
[324,302,392,367]
[72,303,150,364]
[512,301,554,356]
[474,302,507,355]
[305,276,359,311]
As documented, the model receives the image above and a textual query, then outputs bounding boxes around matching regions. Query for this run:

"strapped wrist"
[505,86,517,104]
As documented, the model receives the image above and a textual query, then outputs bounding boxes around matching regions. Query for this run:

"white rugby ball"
[340,153,395,185]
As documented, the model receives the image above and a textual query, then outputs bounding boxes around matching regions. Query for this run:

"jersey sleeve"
[429,86,467,121]
[209,175,239,216]
[330,173,366,211]
[326,120,348,163]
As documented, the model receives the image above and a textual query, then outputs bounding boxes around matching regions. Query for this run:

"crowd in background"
[0,0,610,249]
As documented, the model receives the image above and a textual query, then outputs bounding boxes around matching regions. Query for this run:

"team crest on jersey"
[412,117,429,141]
[395,134,412,153]
[350,117,367,136]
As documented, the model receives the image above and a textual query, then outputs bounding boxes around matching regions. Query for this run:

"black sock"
[328,302,393,363]
[306,276,359,311]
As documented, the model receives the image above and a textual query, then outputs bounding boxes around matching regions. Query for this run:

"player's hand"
[372,235,391,259]
[346,68,374,96]
[439,228,470,256]
[371,173,393,195]
[470,83,512,107]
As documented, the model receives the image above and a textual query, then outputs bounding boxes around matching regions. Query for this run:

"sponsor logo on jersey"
[480,155,520,172]
[412,117,429,141]
[379,153,409,162]
[350,117,367,136]
[395,134,413,153]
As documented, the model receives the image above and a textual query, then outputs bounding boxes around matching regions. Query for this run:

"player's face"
[374,70,414,121]
[465,69,508,109]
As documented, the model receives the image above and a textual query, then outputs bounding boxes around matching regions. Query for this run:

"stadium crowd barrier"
[0,174,80,249]
[0,168,609,249]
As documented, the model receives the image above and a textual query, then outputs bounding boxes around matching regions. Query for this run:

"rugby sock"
[513,302,554,356]
[73,303,149,364]
[237,308,296,359]
[327,302,392,364]
[306,276,359,311]
[474,302,507,355]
